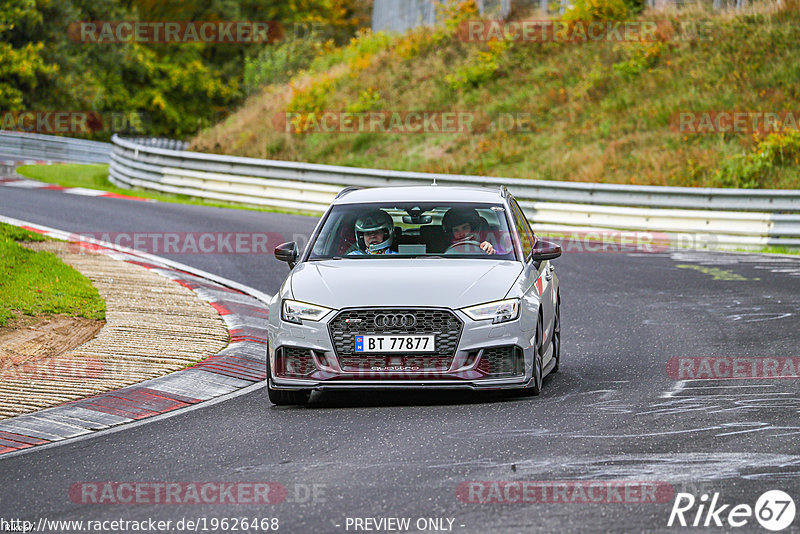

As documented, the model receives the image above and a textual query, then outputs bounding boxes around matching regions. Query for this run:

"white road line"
[670,392,795,397]
[681,384,779,389]
[2,180,46,188]
[661,380,687,398]
[61,187,106,196]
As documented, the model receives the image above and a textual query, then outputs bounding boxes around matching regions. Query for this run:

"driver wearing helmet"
[348,209,398,255]
[442,207,495,255]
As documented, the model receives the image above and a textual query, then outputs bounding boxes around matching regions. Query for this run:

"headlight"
[462,299,520,324]
[282,300,332,324]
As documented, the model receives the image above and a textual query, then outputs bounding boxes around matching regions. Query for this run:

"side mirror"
[531,239,562,261]
[275,241,298,268]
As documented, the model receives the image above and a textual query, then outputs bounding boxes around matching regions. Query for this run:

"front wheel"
[267,386,311,406]
[266,352,311,406]
[529,316,544,396]
[551,294,561,373]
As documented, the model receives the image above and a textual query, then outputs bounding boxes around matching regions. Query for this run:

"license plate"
[355,335,435,353]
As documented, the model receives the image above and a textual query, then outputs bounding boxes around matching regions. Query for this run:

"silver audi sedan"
[267,185,562,405]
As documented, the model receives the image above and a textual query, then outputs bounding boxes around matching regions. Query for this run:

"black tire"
[267,386,311,406]
[529,314,544,396]
[266,351,311,406]
[551,293,561,373]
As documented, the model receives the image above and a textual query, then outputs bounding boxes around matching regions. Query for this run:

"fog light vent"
[276,347,317,378]
[477,346,524,378]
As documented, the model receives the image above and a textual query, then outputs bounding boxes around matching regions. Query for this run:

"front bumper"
[268,378,536,391]
[267,307,538,391]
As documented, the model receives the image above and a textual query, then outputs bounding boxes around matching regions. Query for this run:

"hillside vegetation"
[191,0,800,189]
[0,0,369,139]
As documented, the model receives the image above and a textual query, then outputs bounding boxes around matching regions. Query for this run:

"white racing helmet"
[354,210,394,254]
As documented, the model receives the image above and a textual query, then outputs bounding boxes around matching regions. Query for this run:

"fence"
[2,131,797,249]
[0,130,112,164]
[372,0,762,32]
[372,0,512,32]
[108,135,800,250]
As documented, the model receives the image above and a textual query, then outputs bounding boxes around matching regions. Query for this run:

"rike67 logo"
[668,490,795,531]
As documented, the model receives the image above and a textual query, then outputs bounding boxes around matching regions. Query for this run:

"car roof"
[333,185,506,205]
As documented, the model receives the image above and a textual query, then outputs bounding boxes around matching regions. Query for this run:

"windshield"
[308,202,517,260]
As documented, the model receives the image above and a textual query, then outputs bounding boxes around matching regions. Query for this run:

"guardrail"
[1,132,794,250]
[0,130,112,164]
[123,137,189,151]
[109,135,800,249]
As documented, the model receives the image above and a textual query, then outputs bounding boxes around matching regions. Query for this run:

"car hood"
[290,259,522,309]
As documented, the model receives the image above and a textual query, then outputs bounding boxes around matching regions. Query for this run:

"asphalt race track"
[1,185,800,533]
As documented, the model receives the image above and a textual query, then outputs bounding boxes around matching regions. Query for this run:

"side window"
[509,199,534,260]
[515,200,536,246]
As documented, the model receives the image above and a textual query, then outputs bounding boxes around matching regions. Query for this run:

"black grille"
[476,346,524,378]
[338,356,452,372]
[328,308,462,364]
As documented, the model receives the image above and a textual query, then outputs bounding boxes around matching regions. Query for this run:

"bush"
[243,38,324,93]
[562,0,629,22]
[612,42,667,78]
[715,129,800,188]
[346,87,382,113]
[437,0,481,33]
[288,74,338,114]
[445,39,509,91]
[310,29,394,73]
[395,28,445,61]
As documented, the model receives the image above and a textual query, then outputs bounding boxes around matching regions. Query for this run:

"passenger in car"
[348,209,398,255]
[442,207,496,255]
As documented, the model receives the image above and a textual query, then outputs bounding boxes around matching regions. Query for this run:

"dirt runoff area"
[0,241,229,419]
[0,314,105,364]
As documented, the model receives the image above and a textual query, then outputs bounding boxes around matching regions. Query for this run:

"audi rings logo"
[374,314,417,328]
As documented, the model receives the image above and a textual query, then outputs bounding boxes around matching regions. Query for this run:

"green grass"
[191,3,800,189]
[731,245,800,256]
[15,164,318,217]
[16,163,111,191]
[760,246,800,255]
[0,224,51,243]
[0,222,105,327]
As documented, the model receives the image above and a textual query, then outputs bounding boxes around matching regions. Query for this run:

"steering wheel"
[444,240,485,254]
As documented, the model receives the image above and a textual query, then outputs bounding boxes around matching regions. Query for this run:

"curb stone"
[0,219,271,456]
[0,166,152,202]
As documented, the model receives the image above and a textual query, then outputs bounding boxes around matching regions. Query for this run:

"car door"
[509,198,556,365]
